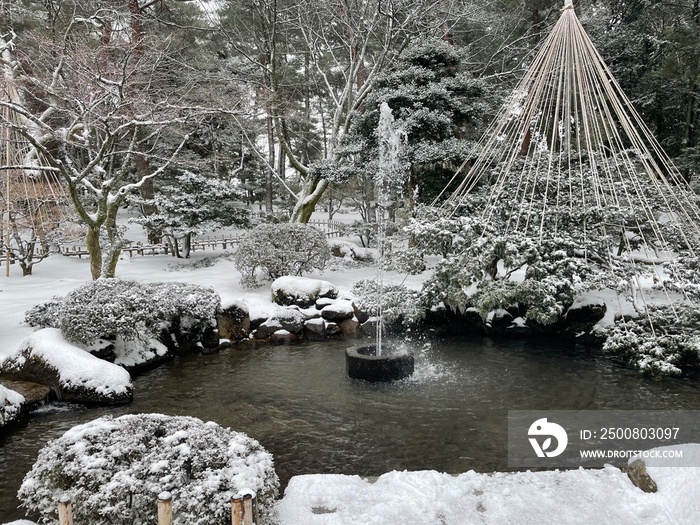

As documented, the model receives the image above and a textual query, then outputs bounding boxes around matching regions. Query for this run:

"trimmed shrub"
[19,414,279,525]
[234,223,330,286]
[59,279,220,347]
[24,279,221,367]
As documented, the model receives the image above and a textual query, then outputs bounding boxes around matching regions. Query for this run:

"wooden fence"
[60,220,347,258]
[57,491,258,525]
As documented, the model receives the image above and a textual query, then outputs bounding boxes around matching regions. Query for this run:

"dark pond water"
[1,336,699,522]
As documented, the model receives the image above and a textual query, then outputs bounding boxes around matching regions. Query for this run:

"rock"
[486,309,513,334]
[201,326,219,349]
[330,240,373,261]
[360,317,380,337]
[304,318,327,340]
[0,382,27,429]
[339,318,360,337]
[296,306,321,320]
[217,300,250,342]
[325,322,341,336]
[315,297,337,310]
[0,328,133,405]
[321,300,355,323]
[352,301,370,324]
[507,317,532,335]
[274,308,307,334]
[271,276,338,308]
[269,330,298,345]
[249,310,269,330]
[252,318,283,339]
[422,306,485,335]
[624,459,658,493]
[564,299,607,335]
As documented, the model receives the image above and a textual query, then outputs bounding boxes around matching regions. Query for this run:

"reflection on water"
[1,336,699,522]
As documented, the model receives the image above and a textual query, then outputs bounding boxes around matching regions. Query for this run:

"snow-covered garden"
[2,0,700,522]
[0,211,699,524]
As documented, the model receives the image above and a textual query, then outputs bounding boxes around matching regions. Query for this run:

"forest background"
[1,0,698,279]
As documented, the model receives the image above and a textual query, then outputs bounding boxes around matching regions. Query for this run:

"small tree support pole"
[231,495,243,525]
[242,493,254,525]
[158,492,173,525]
[57,495,72,525]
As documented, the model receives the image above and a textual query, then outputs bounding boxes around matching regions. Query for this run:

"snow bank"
[642,444,700,522]
[276,461,692,525]
[1,328,132,404]
[0,384,25,426]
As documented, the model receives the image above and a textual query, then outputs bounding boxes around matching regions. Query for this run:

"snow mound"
[271,276,338,307]
[1,328,132,404]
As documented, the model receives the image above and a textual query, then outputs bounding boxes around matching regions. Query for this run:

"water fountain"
[345,102,414,382]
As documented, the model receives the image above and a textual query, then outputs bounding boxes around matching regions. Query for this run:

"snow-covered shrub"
[24,297,63,329]
[32,279,221,366]
[0,384,25,427]
[422,230,612,326]
[59,279,219,346]
[662,256,700,299]
[19,414,279,525]
[352,280,424,329]
[234,223,330,286]
[602,305,700,378]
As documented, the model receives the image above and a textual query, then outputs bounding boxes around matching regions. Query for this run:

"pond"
[1,336,699,522]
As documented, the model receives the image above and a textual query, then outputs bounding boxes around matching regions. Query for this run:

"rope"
[436,2,700,321]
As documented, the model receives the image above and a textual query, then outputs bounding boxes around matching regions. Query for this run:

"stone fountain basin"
[345,345,414,382]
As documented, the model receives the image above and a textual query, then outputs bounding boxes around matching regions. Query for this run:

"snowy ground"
[278,445,700,525]
[2,216,700,524]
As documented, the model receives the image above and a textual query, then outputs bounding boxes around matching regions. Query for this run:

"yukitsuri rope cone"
[1,41,68,275]
[433,1,700,354]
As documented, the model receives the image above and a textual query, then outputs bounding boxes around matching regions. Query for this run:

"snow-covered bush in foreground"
[234,223,330,286]
[19,414,279,525]
[602,305,700,378]
[25,279,221,367]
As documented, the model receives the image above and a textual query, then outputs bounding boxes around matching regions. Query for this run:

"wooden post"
[157,492,173,525]
[231,496,243,525]
[242,493,254,525]
[57,495,72,525]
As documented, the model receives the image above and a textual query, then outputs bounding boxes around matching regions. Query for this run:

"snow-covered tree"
[416,151,691,325]
[348,38,494,206]
[0,6,230,279]
[130,170,249,258]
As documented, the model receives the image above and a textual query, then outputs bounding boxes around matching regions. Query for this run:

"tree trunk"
[265,115,275,213]
[183,233,192,258]
[100,204,124,278]
[290,178,328,223]
[86,226,103,281]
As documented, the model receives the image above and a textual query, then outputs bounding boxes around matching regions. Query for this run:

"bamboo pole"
[57,495,72,525]
[157,492,173,525]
